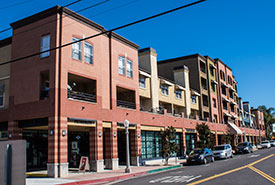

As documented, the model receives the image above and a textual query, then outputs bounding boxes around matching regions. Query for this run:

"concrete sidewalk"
[26,159,185,185]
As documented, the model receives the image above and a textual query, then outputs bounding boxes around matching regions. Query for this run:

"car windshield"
[190,149,204,155]
[237,143,248,147]
[213,146,225,151]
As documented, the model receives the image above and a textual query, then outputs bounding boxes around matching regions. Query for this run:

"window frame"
[160,85,169,96]
[118,56,125,75]
[175,90,182,99]
[191,95,197,104]
[40,34,50,58]
[84,41,93,64]
[139,77,146,88]
[126,59,133,78]
[72,37,82,61]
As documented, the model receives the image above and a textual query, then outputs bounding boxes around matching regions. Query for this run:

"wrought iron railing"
[68,90,96,103]
[117,100,136,109]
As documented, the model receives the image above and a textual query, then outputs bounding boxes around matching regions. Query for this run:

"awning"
[223,97,230,103]
[139,70,151,78]
[160,79,173,86]
[221,82,229,88]
[210,63,216,69]
[175,85,185,91]
[212,80,218,85]
[230,101,237,105]
[191,90,200,96]
[228,122,243,135]
[229,86,236,92]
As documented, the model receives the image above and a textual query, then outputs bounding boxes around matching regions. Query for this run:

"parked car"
[187,148,214,165]
[269,140,275,147]
[261,141,271,149]
[213,144,233,159]
[235,142,253,154]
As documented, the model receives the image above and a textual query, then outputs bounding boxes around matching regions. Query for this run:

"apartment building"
[0,6,266,178]
[158,54,211,121]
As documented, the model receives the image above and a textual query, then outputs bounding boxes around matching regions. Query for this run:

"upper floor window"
[175,90,182,99]
[213,98,217,108]
[161,85,169,96]
[211,81,216,92]
[200,60,206,73]
[210,66,215,77]
[72,38,82,60]
[191,96,197,104]
[220,70,225,81]
[84,42,93,64]
[0,83,4,107]
[126,59,133,78]
[40,35,50,58]
[118,56,125,75]
[139,77,146,88]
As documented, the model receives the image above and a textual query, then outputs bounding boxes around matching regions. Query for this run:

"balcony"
[68,73,97,103]
[117,86,136,110]
[117,99,136,109]
[68,90,96,103]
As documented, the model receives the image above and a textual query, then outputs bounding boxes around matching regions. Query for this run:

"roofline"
[158,53,206,65]
[0,37,12,47]
[10,6,139,50]
[214,58,232,71]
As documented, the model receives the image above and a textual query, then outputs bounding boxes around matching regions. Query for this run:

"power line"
[0,0,206,67]
[0,0,83,35]
[0,0,32,10]
[6,0,111,38]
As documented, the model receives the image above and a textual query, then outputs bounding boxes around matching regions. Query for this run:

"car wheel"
[203,158,207,164]
[211,157,214,162]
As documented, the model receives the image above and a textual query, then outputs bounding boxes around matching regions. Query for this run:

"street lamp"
[124,119,131,173]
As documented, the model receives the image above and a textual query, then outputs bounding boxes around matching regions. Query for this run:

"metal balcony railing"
[68,90,96,103]
[117,100,136,109]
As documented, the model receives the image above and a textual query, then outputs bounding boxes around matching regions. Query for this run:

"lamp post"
[124,119,131,173]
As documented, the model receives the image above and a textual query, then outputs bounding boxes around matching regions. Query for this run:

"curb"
[60,164,183,185]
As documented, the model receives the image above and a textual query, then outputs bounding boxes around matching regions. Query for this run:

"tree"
[196,122,213,148]
[160,126,179,165]
[258,105,275,140]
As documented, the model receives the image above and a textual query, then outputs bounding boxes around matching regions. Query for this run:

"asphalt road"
[112,148,275,185]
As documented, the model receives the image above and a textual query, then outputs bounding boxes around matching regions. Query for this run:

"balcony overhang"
[191,90,200,96]
[223,97,230,103]
[160,79,173,86]
[221,82,229,88]
[175,85,186,91]
[212,80,218,85]
[224,112,231,117]
[210,63,216,69]
[139,70,151,78]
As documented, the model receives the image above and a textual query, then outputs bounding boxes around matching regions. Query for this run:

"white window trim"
[84,41,93,64]
[40,35,50,58]
[126,59,133,78]
[72,38,82,61]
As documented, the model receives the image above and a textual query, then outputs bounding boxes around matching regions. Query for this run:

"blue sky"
[0,0,274,108]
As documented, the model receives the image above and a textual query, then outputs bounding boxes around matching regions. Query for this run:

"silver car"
[213,144,233,159]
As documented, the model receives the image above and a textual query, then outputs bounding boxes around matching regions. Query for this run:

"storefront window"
[141,131,162,159]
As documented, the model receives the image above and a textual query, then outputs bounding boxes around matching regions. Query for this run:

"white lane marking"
[149,175,202,183]
[248,154,260,158]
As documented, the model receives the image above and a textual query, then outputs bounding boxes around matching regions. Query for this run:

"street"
[112,148,275,185]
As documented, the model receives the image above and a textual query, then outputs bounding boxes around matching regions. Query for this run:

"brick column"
[215,132,218,146]
[8,120,22,140]
[47,117,68,178]
[90,121,104,172]
[182,131,186,156]
[130,124,141,166]
[105,122,119,169]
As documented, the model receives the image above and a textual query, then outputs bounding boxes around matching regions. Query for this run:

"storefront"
[23,130,48,171]
[185,129,197,155]
[141,130,162,159]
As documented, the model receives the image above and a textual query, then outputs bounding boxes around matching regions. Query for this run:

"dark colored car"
[236,142,253,154]
[187,148,214,165]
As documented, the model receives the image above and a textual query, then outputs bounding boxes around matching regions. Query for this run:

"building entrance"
[117,130,132,165]
[185,133,196,155]
[23,130,48,171]
[68,131,89,168]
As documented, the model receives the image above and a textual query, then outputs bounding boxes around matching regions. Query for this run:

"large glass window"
[0,83,4,107]
[118,56,125,75]
[40,35,50,58]
[84,42,93,64]
[141,131,162,159]
[126,59,133,77]
[72,38,82,60]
